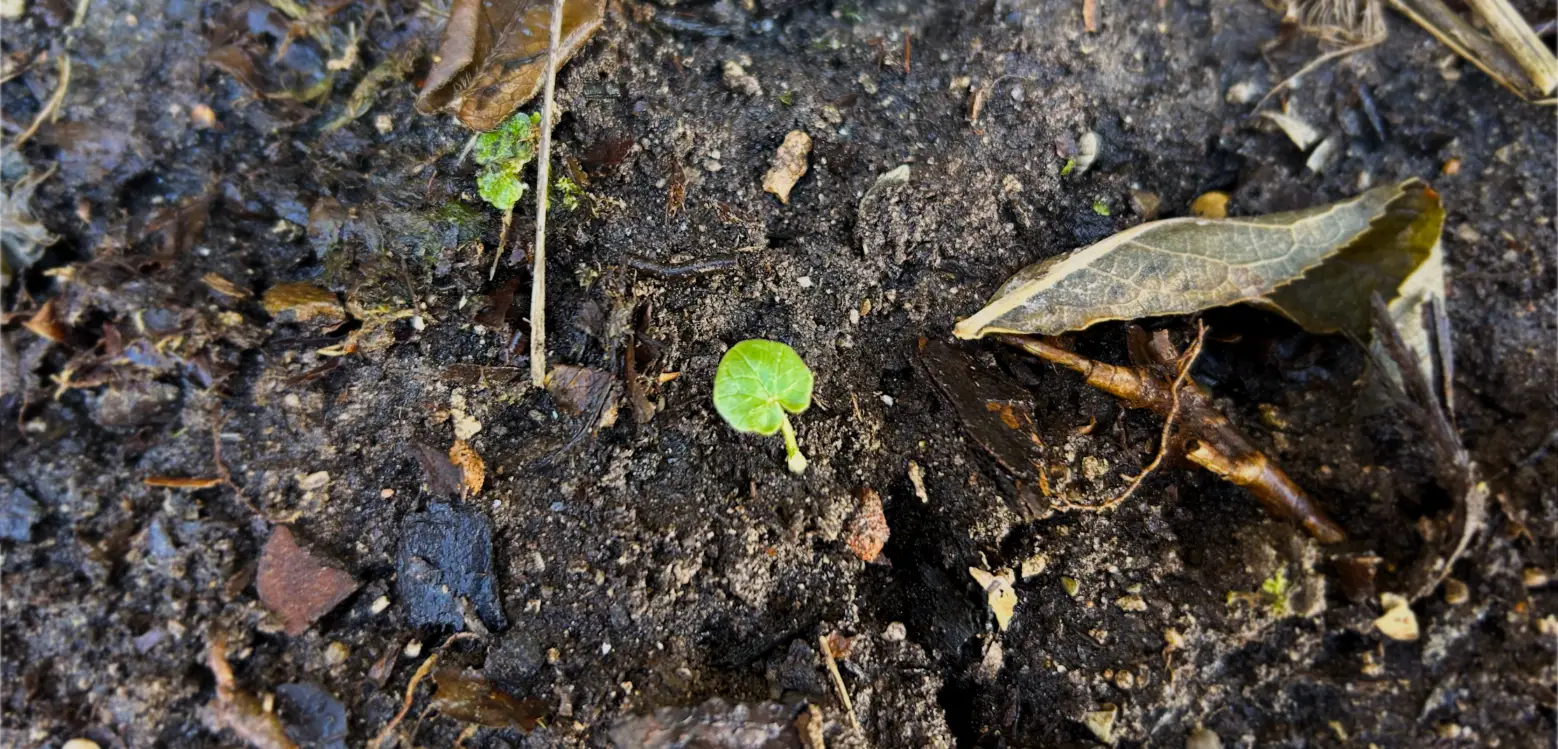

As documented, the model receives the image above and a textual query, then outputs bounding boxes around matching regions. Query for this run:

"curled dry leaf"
[546,364,619,426]
[955,180,1446,381]
[448,439,486,495]
[416,0,606,131]
[262,283,346,326]
[762,130,812,205]
[845,488,889,563]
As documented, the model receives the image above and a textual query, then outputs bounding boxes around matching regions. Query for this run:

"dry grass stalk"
[1461,0,1558,95]
[530,0,566,387]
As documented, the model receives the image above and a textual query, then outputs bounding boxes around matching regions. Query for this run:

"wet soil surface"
[3,0,1555,747]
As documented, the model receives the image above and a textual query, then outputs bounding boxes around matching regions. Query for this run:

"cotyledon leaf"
[953,180,1442,341]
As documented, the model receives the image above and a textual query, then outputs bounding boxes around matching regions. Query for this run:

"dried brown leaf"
[955,180,1441,342]
[201,633,300,749]
[23,298,67,343]
[416,0,605,131]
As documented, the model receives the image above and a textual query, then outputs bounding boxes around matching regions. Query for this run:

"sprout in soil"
[713,339,814,473]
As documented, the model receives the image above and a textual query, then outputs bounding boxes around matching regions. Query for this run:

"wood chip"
[257,526,360,636]
[762,130,812,205]
[144,476,225,489]
[970,566,1018,630]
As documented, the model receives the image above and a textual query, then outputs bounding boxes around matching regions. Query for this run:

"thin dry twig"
[1256,37,1381,109]
[1094,321,1208,512]
[14,53,71,148]
[529,0,566,388]
[818,633,859,730]
[1462,0,1558,95]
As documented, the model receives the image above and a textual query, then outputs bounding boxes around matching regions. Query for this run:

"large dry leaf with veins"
[954,180,1445,362]
[416,0,605,131]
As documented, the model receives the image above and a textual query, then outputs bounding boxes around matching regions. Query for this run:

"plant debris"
[416,0,605,131]
[200,632,300,749]
[997,328,1347,542]
[449,439,486,495]
[845,488,889,563]
[956,179,1447,388]
[762,130,812,205]
[969,566,1018,631]
[430,667,547,730]
[1373,592,1419,640]
[257,526,360,636]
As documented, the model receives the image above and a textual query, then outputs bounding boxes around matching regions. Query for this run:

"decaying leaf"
[969,566,1017,631]
[954,181,1444,359]
[546,364,618,427]
[845,488,889,562]
[262,283,346,326]
[430,667,547,730]
[415,0,605,131]
[411,443,466,497]
[23,298,67,343]
[449,439,486,495]
[200,632,301,749]
[762,130,812,205]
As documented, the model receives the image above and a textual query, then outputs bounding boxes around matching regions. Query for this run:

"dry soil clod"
[763,130,812,205]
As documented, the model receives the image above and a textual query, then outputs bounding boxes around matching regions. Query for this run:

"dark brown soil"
[3,0,1555,747]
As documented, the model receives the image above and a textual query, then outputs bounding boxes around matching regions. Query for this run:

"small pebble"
[62,741,101,749]
[797,276,813,288]
[883,622,907,641]
[404,640,423,658]
[1523,567,1549,588]
[1187,726,1223,749]
[370,595,391,614]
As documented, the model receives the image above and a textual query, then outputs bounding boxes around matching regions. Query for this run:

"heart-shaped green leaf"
[713,340,813,436]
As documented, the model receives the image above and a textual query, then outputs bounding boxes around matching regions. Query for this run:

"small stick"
[1083,0,1098,32]
[1256,38,1380,110]
[530,0,566,388]
[1095,321,1207,512]
[1462,0,1558,95]
[819,633,860,730]
[902,31,912,74]
[1389,0,1540,100]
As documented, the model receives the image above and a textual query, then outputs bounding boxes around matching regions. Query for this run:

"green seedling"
[713,340,814,473]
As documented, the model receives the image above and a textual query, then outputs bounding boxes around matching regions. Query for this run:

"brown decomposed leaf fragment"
[23,299,67,343]
[846,488,889,563]
[430,668,548,730]
[546,364,616,419]
[411,443,466,497]
[262,283,346,326]
[200,632,300,749]
[763,130,812,205]
[256,526,360,636]
[449,439,486,495]
[416,0,605,131]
